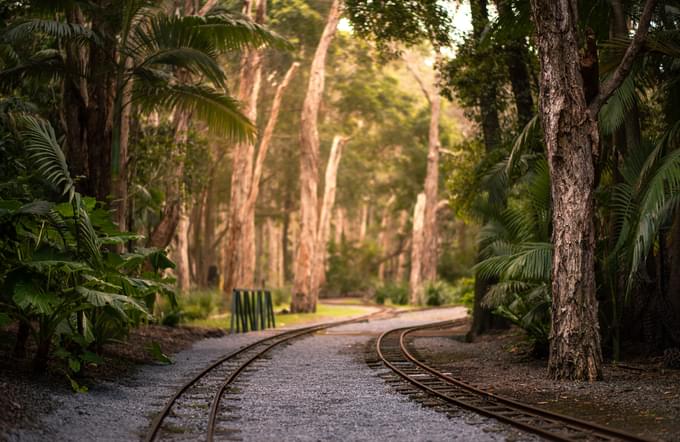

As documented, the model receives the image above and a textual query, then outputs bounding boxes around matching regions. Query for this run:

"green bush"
[375,283,409,305]
[424,278,475,308]
[324,240,379,296]
[271,287,291,307]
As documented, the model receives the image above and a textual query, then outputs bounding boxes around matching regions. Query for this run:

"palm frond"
[599,71,638,135]
[136,47,226,88]
[0,49,65,92]
[3,19,99,44]
[197,13,292,51]
[18,115,75,201]
[133,77,255,141]
[506,114,540,175]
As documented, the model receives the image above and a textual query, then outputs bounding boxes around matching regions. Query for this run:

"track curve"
[376,320,653,442]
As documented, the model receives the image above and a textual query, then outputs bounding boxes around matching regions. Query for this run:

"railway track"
[145,307,392,442]
[375,320,653,442]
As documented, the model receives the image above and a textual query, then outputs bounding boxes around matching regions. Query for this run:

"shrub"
[375,283,409,305]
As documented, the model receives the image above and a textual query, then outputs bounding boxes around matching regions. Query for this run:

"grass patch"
[184,303,372,330]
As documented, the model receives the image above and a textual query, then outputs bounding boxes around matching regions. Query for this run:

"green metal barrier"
[229,288,276,333]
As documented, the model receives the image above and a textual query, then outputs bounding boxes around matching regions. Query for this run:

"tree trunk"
[422,57,441,283]
[497,0,534,129]
[378,195,396,282]
[173,206,191,292]
[530,0,603,381]
[292,0,342,313]
[396,210,409,283]
[469,0,508,338]
[148,109,190,248]
[314,135,346,293]
[409,193,426,304]
[359,202,369,242]
[222,0,264,295]
[334,207,345,245]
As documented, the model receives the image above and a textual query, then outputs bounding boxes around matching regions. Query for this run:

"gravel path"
[226,307,532,441]
[5,306,535,441]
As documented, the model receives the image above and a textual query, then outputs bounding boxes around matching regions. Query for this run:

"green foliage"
[324,239,380,296]
[0,114,175,381]
[374,283,409,305]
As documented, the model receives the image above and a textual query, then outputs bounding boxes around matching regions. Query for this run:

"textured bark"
[530,0,602,381]
[409,193,426,305]
[530,0,656,382]
[314,135,346,293]
[291,0,342,313]
[266,219,284,288]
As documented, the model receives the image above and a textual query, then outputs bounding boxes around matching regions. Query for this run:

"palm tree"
[0,0,288,224]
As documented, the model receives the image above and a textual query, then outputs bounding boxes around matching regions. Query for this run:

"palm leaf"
[18,115,75,201]
[133,78,255,141]
[3,19,99,43]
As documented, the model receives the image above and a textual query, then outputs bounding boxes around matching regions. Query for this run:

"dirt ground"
[409,320,680,442]
[0,324,224,435]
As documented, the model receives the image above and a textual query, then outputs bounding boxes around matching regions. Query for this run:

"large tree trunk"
[314,135,346,294]
[359,203,369,242]
[409,193,426,304]
[530,0,602,381]
[497,0,534,129]
[468,0,508,338]
[291,0,342,313]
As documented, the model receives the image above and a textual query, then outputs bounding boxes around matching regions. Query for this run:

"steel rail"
[146,307,391,442]
[376,320,653,442]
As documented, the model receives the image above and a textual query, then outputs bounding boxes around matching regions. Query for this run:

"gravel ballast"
[5,306,532,441]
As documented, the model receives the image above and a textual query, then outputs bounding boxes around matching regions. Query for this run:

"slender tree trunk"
[422,57,441,283]
[396,210,409,283]
[378,195,396,282]
[173,207,191,292]
[409,193,426,304]
[292,0,342,313]
[359,202,369,242]
[314,135,346,293]
[530,0,602,381]
[334,207,345,245]
[222,0,264,295]
[148,110,190,248]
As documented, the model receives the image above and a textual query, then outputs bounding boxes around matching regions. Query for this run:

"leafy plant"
[0,115,175,379]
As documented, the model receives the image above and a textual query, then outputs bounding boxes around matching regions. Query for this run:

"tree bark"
[530,0,602,381]
[409,193,426,304]
[292,0,342,313]
[314,135,346,293]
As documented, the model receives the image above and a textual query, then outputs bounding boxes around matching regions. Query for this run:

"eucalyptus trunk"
[314,135,346,293]
[292,0,342,313]
[409,193,426,305]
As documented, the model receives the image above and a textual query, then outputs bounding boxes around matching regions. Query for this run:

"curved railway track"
[145,307,392,442]
[376,320,653,442]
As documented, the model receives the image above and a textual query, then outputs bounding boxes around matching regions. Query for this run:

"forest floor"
[410,320,680,441]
